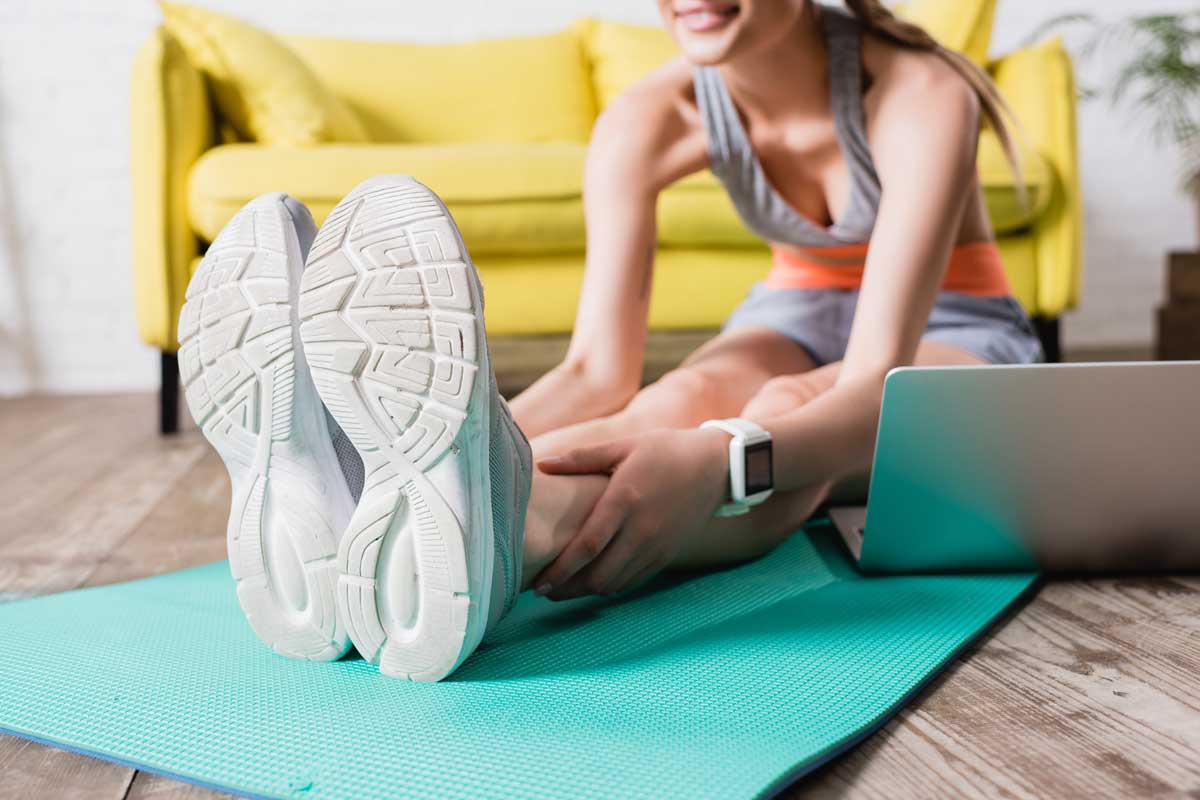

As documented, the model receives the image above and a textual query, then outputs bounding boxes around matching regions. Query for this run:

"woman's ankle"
[519,470,608,590]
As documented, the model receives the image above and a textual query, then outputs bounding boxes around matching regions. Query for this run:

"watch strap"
[700,418,767,440]
[701,418,773,516]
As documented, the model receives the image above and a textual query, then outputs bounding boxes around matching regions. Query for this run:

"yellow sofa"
[132,1,1081,432]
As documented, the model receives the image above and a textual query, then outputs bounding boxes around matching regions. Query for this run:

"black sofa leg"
[1032,316,1062,363]
[160,350,180,435]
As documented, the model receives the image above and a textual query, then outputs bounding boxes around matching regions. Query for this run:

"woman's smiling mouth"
[673,1,741,33]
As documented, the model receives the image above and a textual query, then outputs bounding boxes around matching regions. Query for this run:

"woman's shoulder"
[602,57,702,136]
[589,57,709,188]
[868,35,979,104]
[859,35,980,145]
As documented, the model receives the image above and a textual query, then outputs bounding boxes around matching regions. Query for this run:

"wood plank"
[793,579,1200,798]
[0,394,149,487]
[0,433,209,596]
[124,771,232,800]
[0,734,132,800]
[82,446,228,588]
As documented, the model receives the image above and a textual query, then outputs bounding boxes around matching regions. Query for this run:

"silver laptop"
[829,362,1200,574]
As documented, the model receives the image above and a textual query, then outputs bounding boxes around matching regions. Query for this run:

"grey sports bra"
[692,10,881,248]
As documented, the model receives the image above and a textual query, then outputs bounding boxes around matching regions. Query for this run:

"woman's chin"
[676,34,740,66]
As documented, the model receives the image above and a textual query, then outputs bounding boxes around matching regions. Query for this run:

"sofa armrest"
[989,37,1082,317]
[131,27,213,352]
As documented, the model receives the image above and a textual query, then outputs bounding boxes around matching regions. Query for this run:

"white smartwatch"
[700,418,774,517]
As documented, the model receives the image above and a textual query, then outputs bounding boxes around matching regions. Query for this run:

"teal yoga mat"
[0,524,1035,799]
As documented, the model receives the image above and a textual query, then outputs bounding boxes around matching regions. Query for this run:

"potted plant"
[1034,12,1200,358]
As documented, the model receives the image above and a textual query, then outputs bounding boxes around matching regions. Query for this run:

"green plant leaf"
[1033,11,1200,185]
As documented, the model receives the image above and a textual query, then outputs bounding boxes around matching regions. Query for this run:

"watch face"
[744,440,773,496]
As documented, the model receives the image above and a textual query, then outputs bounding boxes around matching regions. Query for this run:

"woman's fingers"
[568,521,653,596]
[554,539,658,599]
[532,486,633,594]
[536,440,630,476]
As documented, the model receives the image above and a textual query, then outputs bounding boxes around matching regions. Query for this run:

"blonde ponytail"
[843,0,1024,192]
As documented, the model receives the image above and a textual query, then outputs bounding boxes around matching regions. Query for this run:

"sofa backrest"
[892,0,997,66]
[571,18,679,113]
[284,30,596,144]
[278,1,996,144]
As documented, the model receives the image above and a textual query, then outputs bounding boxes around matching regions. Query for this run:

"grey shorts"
[723,284,1044,366]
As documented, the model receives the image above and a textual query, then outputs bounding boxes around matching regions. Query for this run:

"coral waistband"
[766,241,1012,297]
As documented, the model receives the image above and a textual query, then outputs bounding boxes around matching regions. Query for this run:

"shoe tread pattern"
[300,178,482,680]
[298,180,480,475]
[179,197,346,662]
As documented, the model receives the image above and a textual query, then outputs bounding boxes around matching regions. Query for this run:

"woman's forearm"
[754,370,887,492]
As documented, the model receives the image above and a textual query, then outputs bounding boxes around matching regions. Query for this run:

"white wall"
[0,1,1192,395]
[991,0,1196,350]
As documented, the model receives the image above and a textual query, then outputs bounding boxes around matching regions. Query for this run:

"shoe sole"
[298,175,495,682]
[178,193,353,662]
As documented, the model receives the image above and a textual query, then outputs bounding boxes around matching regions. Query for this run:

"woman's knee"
[530,365,739,457]
[740,372,828,419]
[623,366,736,426]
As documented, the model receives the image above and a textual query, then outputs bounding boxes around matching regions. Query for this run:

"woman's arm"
[760,68,982,489]
[509,72,707,438]
[533,65,986,594]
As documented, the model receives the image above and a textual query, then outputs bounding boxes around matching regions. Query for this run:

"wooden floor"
[1,392,1197,799]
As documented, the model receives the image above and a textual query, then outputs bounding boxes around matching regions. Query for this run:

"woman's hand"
[531,427,731,599]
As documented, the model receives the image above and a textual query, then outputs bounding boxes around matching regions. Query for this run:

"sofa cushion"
[188,136,1051,259]
[159,3,367,145]
[470,250,771,335]
[189,143,590,255]
[658,172,761,247]
[187,240,1036,336]
[977,129,1053,233]
[188,143,753,255]
[284,32,595,144]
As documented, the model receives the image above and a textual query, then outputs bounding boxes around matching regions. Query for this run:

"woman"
[515,0,1041,599]
[183,0,1041,681]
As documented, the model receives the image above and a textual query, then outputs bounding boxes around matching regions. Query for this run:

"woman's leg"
[530,327,817,457]
[522,341,977,582]
[670,340,986,569]
[519,341,983,596]
[520,342,978,585]
[516,327,815,586]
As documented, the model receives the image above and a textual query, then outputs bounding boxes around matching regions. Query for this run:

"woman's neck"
[718,4,828,119]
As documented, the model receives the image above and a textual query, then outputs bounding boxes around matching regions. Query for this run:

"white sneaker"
[178,193,357,661]
[298,175,532,681]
